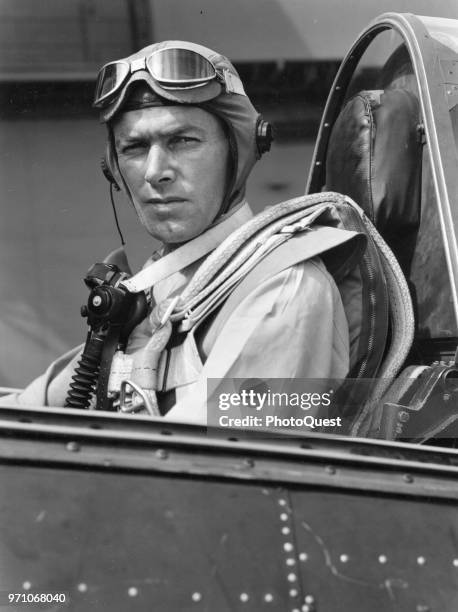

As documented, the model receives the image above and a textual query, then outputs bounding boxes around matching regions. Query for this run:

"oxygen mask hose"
[65,329,106,409]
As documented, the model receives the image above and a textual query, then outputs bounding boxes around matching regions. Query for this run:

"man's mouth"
[147,197,187,205]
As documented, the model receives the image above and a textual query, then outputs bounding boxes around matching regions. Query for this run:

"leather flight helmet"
[95,40,273,216]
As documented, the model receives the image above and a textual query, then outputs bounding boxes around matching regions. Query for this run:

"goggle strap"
[223,69,246,96]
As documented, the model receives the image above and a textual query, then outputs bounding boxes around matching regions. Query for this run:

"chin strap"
[121,201,252,293]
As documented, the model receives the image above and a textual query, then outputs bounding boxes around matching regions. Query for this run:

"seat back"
[322,73,424,434]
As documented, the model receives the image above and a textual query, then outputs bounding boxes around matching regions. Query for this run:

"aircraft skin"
[1,12,458,612]
[2,405,458,611]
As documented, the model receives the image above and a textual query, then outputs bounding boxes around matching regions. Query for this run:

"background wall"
[150,0,458,60]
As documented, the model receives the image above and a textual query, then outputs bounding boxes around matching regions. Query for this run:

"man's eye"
[170,136,199,147]
[120,142,146,154]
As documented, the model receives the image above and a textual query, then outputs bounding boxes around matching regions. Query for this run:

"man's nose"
[144,144,175,186]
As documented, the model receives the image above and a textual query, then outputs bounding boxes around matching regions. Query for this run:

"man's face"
[113,105,230,245]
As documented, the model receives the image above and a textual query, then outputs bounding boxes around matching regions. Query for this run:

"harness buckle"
[280,221,312,234]
[119,379,159,416]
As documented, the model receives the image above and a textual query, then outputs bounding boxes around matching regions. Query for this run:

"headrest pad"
[325,89,422,275]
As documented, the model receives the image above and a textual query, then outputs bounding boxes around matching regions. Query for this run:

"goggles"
[94,45,245,108]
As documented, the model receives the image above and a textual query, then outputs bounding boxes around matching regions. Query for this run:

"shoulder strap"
[201,225,365,342]
[122,202,253,293]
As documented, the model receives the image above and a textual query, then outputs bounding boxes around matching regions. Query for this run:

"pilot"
[5,41,356,422]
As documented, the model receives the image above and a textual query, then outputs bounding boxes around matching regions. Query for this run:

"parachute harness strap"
[173,193,347,330]
[116,297,177,414]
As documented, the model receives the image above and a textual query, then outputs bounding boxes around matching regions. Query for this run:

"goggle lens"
[94,61,130,105]
[146,48,216,85]
[94,48,222,107]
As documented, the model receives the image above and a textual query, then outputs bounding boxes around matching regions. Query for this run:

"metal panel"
[290,489,458,610]
[1,465,458,611]
[0,468,291,611]
[1,407,458,609]
[2,405,458,500]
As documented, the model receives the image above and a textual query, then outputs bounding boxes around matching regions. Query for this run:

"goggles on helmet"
[94,45,245,108]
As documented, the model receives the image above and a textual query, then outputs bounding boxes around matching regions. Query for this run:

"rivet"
[289,589,299,598]
[284,542,294,552]
[191,592,202,602]
[378,555,387,564]
[443,393,451,401]
[417,556,426,566]
[240,593,249,602]
[324,122,330,127]
[325,465,336,475]
[299,552,308,562]
[292,609,300,612]
[336,85,341,90]
[282,527,291,535]
[103,459,112,467]
[278,499,287,506]
[416,605,430,612]
[155,448,168,460]
[304,595,315,604]
[280,513,289,521]
[22,582,31,591]
[287,573,297,582]
[128,587,138,597]
[302,606,310,612]
[453,559,458,567]
[403,473,414,483]
[286,558,296,566]
[340,554,349,563]
[398,410,410,422]
[315,161,322,166]
[264,593,274,602]
[66,441,80,452]
[77,583,88,593]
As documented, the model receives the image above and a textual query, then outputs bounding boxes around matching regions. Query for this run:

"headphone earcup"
[101,139,123,191]
[256,117,273,156]
[101,154,121,191]
[101,155,121,191]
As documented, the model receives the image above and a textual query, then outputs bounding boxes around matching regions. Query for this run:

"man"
[5,41,357,423]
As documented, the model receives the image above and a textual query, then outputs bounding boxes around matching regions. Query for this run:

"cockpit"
[307,13,458,443]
